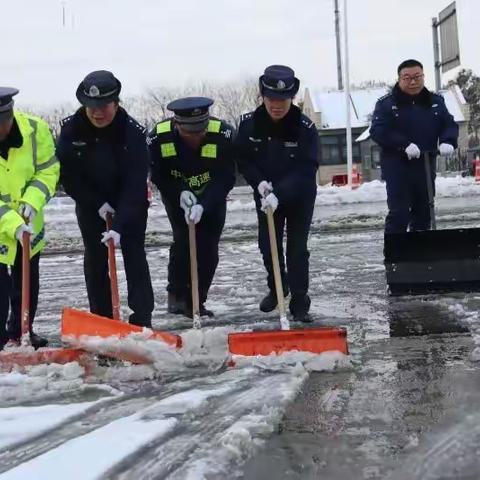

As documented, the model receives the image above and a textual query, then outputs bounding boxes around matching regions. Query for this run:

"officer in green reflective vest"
[148,97,235,317]
[0,87,60,350]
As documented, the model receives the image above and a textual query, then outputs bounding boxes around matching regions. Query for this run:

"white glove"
[439,143,454,156]
[98,202,115,221]
[405,143,421,160]
[101,230,121,248]
[15,224,33,243]
[18,203,36,222]
[187,204,204,224]
[261,192,279,213]
[257,180,273,197]
[180,191,197,213]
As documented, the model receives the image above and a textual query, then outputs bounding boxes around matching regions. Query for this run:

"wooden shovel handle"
[106,213,121,321]
[266,206,286,318]
[21,230,31,337]
[188,221,200,326]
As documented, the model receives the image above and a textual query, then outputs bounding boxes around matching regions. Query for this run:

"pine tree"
[455,69,480,144]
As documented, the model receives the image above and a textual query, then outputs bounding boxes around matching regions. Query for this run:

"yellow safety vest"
[155,119,221,195]
[0,111,59,265]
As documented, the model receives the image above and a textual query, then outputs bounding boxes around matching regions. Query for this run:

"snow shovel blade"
[0,347,92,373]
[61,308,182,364]
[228,326,348,356]
[384,228,480,295]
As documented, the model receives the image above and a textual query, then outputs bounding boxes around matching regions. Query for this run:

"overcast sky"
[3,0,478,107]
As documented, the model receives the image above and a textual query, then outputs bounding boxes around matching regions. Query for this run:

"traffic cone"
[351,164,361,190]
[475,156,480,184]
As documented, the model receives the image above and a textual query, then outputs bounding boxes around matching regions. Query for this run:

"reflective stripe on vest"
[0,205,10,219]
[207,120,221,133]
[157,119,220,159]
[28,118,38,170]
[200,144,217,158]
[161,143,177,157]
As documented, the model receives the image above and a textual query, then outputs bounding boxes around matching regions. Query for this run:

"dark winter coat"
[235,104,318,204]
[56,107,149,235]
[370,84,459,160]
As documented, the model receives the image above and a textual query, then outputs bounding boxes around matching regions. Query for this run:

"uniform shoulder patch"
[220,122,234,139]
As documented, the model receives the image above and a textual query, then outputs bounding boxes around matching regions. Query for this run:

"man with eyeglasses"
[370,59,458,233]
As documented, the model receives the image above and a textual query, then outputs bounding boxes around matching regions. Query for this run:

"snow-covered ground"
[1,177,480,479]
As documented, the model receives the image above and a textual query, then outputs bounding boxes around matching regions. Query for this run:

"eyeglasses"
[399,74,424,83]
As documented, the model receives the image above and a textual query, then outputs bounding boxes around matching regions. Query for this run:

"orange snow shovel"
[0,229,90,372]
[61,213,181,362]
[228,205,348,357]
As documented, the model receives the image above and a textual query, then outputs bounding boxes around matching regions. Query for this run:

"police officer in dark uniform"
[148,97,234,317]
[235,65,319,322]
[370,59,459,233]
[56,70,154,327]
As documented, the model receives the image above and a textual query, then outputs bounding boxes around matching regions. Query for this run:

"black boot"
[259,287,289,313]
[184,303,215,318]
[128,313,152,329]
[29,332,48,349]
[199,304,214,317]
[167,292,187,315]
[290,294,312,323]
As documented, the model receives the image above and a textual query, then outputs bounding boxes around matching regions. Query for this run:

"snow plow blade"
[384,228,480,295]
[61,308,182,364]
[228,326,348,356]
[0,347,91,372]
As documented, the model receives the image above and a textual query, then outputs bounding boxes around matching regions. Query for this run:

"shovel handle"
[266,206,288,327]
[188,220,201,328]
[106,213,121,321]
[21,230,31,339]
[424,152,436,230]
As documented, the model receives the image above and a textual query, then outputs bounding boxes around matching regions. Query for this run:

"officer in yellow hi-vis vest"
[0,87,59,350]
[148,97,235,317]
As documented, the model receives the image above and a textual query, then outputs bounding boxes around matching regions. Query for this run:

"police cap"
[76,70,122,108]
[0,87,19,122]
[167,97,214,132]
[259,65,300,99]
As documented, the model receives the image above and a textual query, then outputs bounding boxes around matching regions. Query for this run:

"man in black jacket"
[148,97,235,318]
[370,59,459,233]
[235,65,319,322]
[56,70,154,327]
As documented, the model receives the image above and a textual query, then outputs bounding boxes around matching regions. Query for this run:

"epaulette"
[378,93,392,102]
[240,112,254,122]
[128,117,146,135]
[301,117,315,129]
[60,115,74,127]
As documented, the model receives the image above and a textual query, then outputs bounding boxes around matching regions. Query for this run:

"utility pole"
[61,1,67,28]
[334,0,343,90]
[431,17,441,92]
[343,0,353,187]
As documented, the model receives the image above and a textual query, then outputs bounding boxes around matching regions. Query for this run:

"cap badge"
[192,108,202,115]
[89,85,100,97]
[277,80,286,89]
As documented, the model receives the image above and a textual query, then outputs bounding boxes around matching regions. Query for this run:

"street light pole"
[343,0,353,187]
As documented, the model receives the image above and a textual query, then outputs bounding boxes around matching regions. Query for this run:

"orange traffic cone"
[475,156,480,184]
[351,164,361,190]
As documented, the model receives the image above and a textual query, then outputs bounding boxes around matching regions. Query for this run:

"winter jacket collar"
[70,106,128,145]
[252,103,302,142]
[392,83,433,107]
[0,118,23,159]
